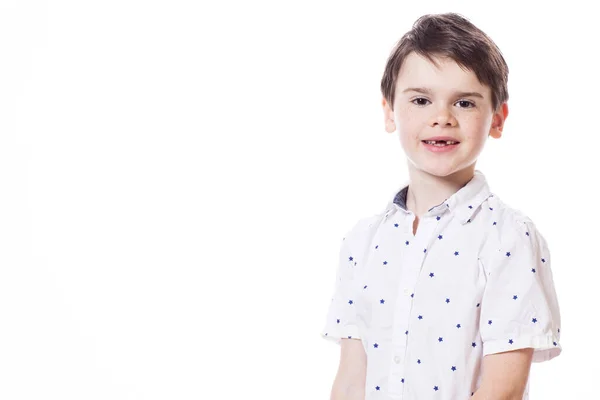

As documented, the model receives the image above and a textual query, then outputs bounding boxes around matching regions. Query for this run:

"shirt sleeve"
[479,216,562,363]
[320,226,362,345]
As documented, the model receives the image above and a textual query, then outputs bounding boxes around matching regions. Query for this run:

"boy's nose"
[431,110,458,127]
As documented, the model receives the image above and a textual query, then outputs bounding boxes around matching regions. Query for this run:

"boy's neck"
[405,164,476,218]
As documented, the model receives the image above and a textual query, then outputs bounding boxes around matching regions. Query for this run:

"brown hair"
[380,13,509,112]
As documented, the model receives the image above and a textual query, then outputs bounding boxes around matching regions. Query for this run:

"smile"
[421,140,460,152]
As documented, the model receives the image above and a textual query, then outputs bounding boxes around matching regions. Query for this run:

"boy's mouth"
[421,140,460,147]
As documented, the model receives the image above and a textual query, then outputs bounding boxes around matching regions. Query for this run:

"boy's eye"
[412,98,430,106]
[457,100,475,108]
[411,98,476,108]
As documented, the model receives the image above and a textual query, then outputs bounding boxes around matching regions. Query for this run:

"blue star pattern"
[320,170,562,400]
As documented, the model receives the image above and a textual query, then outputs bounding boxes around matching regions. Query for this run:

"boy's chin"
[411,163,476,179]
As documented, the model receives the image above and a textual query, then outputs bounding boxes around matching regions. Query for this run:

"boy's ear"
[489,102,509,139]
[382,97,395,133]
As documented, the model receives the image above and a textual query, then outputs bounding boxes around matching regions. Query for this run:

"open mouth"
[421,140,460,147]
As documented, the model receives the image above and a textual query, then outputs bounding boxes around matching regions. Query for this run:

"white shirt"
[321,170,562,400]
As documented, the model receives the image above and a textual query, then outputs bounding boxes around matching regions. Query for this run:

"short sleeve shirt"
[320,170,562,400]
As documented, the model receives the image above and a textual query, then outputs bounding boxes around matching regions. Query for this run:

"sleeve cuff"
[320,324,361,346]
[483,333,562,363]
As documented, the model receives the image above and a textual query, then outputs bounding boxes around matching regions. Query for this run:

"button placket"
[387,216,415,397]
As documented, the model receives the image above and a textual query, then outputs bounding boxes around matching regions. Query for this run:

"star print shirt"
[320,170,562,400]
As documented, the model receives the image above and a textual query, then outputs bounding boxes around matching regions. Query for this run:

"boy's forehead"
[396,52,489,96]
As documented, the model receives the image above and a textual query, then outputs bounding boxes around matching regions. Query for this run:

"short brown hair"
[380,13,509,112]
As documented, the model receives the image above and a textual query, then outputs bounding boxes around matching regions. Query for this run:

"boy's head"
[380,13,509,178]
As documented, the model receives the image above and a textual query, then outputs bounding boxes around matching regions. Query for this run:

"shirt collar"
[382,170,493,225]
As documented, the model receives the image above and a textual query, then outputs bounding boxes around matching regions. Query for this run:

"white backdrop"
[1,0,596,399]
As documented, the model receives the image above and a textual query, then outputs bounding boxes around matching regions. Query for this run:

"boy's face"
[382,52,508,178]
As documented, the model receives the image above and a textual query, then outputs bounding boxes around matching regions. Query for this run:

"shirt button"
[403,288,410,295]
[394,356,401,364]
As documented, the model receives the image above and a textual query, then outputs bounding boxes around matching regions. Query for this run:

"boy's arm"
[330,338,367,400]
[472,347,534,400]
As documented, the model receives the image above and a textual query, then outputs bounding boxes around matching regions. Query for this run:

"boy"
[321,13,562,400]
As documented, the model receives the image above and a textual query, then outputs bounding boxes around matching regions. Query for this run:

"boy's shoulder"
[482,193,552,260]
[341,213,382,245]
[486,192,541,232]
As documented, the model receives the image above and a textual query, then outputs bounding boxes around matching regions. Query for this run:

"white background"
[1,0,597,399]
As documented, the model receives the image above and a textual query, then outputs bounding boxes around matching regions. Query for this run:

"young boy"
[321,13,562,400]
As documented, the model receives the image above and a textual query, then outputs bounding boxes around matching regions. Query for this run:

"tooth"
[426,140,456,144]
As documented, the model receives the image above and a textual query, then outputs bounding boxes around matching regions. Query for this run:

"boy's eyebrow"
[402,87,484,99]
